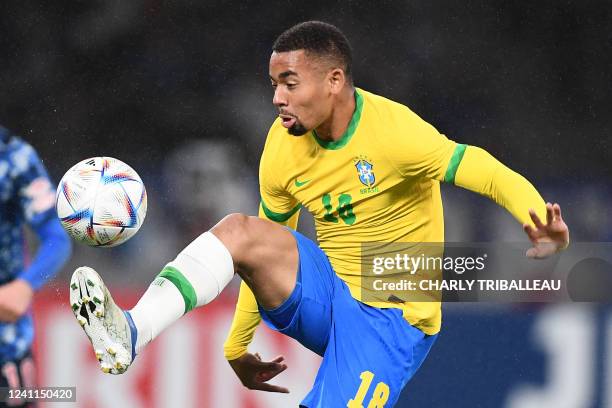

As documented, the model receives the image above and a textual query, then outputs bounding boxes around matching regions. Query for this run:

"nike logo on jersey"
[295,179,311,187]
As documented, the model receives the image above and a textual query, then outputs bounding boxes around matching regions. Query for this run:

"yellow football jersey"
[259,88,464,334]
[224,87,547,359]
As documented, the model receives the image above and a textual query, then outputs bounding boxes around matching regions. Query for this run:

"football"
[56,157,147,247]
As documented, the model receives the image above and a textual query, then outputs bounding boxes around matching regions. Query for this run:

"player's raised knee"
[211,213,261,258]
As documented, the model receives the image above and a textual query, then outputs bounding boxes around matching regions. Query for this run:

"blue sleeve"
[18,216,72,291]
[10,140,72,290]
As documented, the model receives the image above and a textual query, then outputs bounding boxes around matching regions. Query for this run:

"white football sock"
[129,278,184,354]
[129,231,234,354]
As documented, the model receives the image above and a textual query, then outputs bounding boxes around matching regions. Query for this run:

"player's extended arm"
[224,280,264,360]
[453,145,569,258]
[19,216,72,291]
[0,141,72,322]
[0,216,72,322]
[223,204,298,393]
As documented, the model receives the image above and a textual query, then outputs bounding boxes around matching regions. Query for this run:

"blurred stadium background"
[1,1,611,407]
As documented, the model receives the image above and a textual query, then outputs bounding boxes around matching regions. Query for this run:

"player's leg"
[254,226,341,356]
[210,213,299,310]
[130,213,300,352]
[70,213,301,373]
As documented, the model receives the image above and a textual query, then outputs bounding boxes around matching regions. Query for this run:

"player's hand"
[0,279,34,323]
[228,352,289,393]
[523,202,569,259]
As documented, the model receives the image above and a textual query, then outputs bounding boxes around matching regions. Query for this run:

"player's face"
[269,50,334,136]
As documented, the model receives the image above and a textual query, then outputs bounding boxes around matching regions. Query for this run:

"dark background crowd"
[1,1,609,179]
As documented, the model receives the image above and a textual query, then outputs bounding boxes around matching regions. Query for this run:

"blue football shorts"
[258,229,438,408]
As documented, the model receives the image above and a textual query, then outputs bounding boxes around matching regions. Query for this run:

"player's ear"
[328,68,345,94]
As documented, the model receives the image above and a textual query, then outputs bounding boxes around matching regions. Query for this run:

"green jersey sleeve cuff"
[260,200,301,222]
[444,144,467,184]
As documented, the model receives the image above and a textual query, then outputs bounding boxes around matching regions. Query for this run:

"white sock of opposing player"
[129,231,234,354]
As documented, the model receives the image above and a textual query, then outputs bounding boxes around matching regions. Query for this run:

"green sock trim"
[158,265,197,314]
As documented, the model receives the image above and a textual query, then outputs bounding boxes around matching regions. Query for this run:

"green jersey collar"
[312,89,363,150]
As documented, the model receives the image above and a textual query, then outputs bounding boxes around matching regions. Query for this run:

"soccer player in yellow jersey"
[70,21,570,407]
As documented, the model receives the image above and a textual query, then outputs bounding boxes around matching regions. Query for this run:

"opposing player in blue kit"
[0,125,72,407]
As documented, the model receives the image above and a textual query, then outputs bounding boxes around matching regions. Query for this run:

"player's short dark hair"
[273,21,353,82]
